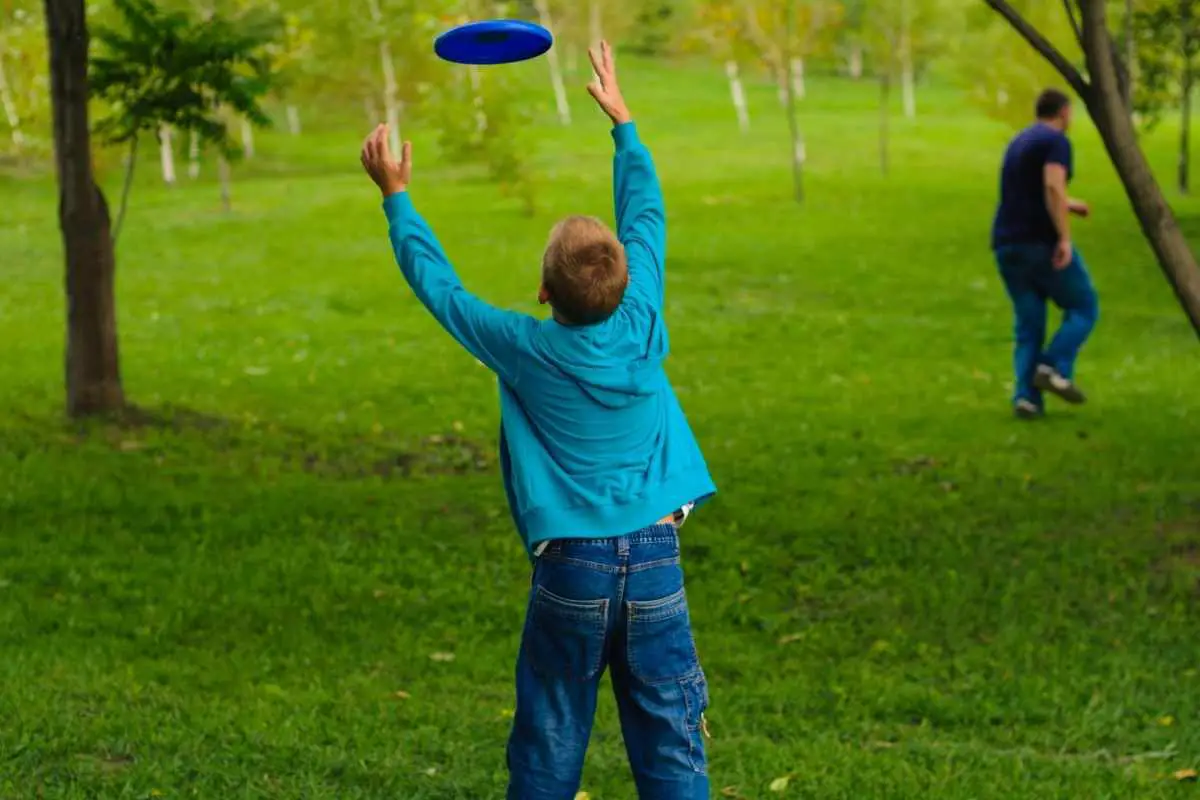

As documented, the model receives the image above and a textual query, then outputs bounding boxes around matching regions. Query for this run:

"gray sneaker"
[1014,398,1043,420]
[1034,365,1086,404]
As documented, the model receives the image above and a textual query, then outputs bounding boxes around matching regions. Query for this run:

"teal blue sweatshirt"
[382,122,716,556]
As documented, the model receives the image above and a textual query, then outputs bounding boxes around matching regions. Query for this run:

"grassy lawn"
[2,58,1198,798]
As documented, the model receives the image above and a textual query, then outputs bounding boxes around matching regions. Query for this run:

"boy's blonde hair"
[541,215,628,325]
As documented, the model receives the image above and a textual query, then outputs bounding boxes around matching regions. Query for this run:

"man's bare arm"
[1045,163,1073,267]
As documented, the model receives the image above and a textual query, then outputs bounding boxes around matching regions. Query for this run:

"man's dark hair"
[1035,88,1071,120]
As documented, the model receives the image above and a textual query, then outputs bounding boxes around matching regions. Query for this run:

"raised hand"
[360,124,412,198]
[586,40,631,126]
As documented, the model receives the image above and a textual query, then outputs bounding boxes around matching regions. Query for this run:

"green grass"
[2,58,1199,798]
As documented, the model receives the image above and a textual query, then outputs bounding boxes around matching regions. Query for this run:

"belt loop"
[616,536,630,558]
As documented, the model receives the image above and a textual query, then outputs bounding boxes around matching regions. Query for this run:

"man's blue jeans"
[506,526,709,800]
[995,243,1099,407]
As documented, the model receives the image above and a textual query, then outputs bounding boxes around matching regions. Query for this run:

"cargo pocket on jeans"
[682,671,710,775]
[627,587,700,684]
[526,585,608,682]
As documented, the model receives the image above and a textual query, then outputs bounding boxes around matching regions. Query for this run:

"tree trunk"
[158,124,175,184]
[589,0,602,44]
[849,42,863,79]
[783,0,803,203]
[880,71,890,176]
[1124,0,1135,110]
[1079,1,1200,335]
[240,118,254,158]
[0,51,25,149]
[113,136,137,246]
[43,0,124,416]
[468,65,487,133]
[725,60,750,133]
[534,0,571,125]
[588,0,602,80]
[218,152,231,212]
[366,0,400,154]
[188,130,200,178]
[792,57,805,101]
[286,104,301,135]
[900,0,916,119]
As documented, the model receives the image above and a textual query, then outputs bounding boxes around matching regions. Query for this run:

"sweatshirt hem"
[519,468,716,555]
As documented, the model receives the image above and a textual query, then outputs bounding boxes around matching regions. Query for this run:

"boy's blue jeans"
[506,525,709,800]
[995,243,1099,407]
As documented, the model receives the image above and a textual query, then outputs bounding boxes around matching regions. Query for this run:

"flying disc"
[434,19,553,65]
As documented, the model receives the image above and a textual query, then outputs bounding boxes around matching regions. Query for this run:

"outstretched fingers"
[587,45,605,85]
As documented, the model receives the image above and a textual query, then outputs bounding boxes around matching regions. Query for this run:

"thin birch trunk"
[158,124,175,184]
[0,53,24,149]
[725,60,750,133]
[286,104,301,135]
[900,0,916,119]
[367,0,401,154]
[535,0,571,124]
[188,130,200,178]
[240,118,254,158]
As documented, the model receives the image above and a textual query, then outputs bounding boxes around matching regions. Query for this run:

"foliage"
[0,0,49,157]
[624,0,684,56]
[953,1,1082,129]
[432,62,537,216]
[1131,0,1200,130]
[89,0,280,157]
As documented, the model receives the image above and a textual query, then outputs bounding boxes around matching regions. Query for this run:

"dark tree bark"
[985,0,1200,338]
[44,0,124,416]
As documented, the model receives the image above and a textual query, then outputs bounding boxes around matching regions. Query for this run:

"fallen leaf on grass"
[423,767,437,776]
[574,792,591,800]
[720,785,743,797]
[769,775,791,792]
[428,652,455,662]
[777,633,804,645]
[1158,715,1175,727]
[1175,769,1198,782]
[393,690,410,700]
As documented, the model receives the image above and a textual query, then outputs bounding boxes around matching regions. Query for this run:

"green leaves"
[89,0,281,156]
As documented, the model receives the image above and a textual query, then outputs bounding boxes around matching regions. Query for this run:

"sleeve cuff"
[611,121,640,151]
[382,190,413,222]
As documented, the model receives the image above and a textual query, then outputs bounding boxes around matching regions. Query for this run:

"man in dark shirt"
[992,88,1099,419]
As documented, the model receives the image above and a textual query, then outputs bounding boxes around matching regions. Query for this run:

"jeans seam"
[682,673,708,774]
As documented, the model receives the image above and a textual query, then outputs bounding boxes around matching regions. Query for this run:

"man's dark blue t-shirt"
[991,123,1073,249]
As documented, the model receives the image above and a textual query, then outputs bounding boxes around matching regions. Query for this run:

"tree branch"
[983,0,1091,99]
[1063,0,1084,51]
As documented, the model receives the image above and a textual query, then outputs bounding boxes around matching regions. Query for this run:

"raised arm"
[588,41,665,309]
[362,126,530,384]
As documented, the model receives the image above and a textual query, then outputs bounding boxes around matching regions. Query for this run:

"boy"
[360,42,716,799]
[991,88,1099,420]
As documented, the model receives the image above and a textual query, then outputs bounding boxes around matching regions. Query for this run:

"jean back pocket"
[526,585,608,682]
[627,587,701,684]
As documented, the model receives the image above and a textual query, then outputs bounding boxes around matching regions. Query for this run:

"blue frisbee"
[434,19,553,65]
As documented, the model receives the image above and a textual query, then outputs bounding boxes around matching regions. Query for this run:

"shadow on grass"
[16,403,494,481]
